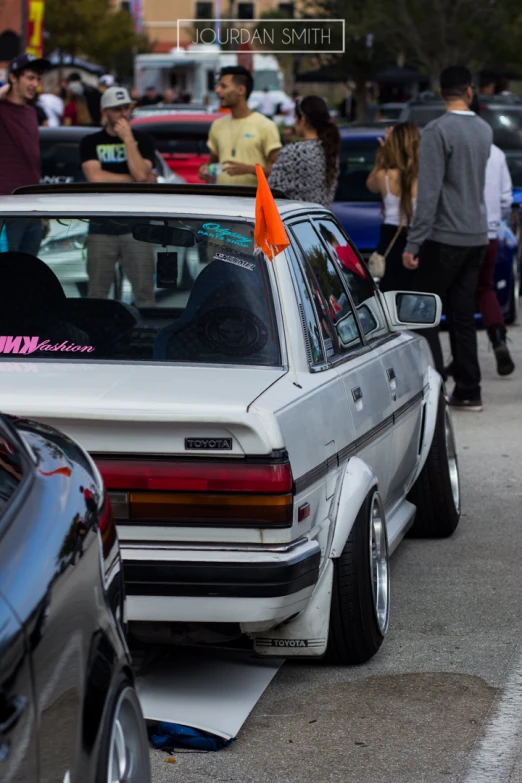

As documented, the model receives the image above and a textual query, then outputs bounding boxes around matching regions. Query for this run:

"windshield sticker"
[0,336,94,355]
[214,252,255,271]
[198,223,250,249]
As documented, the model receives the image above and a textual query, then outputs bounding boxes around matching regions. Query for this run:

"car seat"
[0,251,91,354]
[154,257,280,365]
[64,299,140,358]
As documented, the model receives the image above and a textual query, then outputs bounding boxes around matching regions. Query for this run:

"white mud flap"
[251,559,333,657]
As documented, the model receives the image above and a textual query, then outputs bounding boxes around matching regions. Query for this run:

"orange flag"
[254,164,290,260]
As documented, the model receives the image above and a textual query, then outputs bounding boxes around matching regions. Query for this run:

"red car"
[130,112,221,183]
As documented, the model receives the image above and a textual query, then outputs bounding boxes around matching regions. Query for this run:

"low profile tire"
[96,673,151,783]
[407,391,460,538]
[324,490,390,665]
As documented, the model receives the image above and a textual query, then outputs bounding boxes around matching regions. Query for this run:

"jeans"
[415,241,486,396]
[5,219,43,256]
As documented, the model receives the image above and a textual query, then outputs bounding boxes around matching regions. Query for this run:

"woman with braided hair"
[268,95,340,208]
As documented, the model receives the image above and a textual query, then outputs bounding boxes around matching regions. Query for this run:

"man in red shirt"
[0,53,51,255]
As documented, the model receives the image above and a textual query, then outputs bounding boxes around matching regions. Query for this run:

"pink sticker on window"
[0,337,95,355]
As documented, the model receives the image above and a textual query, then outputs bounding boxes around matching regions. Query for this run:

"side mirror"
[380,290,442,329]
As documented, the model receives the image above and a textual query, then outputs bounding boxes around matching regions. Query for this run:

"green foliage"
[45,0,150,76]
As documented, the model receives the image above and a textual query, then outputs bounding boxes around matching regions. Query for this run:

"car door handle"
[386,367,396,382]
[352,386,363,402]
[0,695,27,736]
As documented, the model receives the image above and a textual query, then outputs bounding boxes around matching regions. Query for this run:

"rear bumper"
[122,538,321,623]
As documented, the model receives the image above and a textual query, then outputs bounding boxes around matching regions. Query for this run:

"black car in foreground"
[0,414,150,783]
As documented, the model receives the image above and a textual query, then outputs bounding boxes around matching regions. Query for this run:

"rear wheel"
[324,490,390,665]
[96,674,150,783]
[407,391,460,538]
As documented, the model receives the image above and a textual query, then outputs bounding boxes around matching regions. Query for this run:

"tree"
[45,0,150,77]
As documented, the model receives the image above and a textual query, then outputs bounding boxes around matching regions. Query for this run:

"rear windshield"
[335,141,380,202]
[0,215,281,367]
[505,152,522,187]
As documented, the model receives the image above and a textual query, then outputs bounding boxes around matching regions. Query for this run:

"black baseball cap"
[8,53,51,77]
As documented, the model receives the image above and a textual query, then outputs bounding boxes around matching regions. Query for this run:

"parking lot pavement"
[150,325,522,783]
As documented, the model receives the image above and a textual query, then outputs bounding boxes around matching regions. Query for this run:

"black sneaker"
[448,395,483,412]
[487,326,515,376]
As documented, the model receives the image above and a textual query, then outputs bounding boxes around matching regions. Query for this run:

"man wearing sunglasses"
[79,87,157,306]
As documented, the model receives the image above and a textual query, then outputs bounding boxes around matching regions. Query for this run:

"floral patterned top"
[268,140,339,208]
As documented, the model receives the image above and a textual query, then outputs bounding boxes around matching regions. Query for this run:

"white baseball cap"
[99,74,115,88]
[101,86,132,109]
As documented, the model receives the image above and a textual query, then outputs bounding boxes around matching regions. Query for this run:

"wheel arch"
[328,456,378,559]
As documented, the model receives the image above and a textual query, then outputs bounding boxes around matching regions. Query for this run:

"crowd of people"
[0,54,517,409]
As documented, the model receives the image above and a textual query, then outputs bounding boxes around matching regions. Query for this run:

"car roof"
[39,126,98,140]
[0,191,320,218]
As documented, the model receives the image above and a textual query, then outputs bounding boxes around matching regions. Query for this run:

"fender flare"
[411,365,443,486]
[328,456,378,558]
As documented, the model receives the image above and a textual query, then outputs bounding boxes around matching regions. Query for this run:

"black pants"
[415,241,486,396]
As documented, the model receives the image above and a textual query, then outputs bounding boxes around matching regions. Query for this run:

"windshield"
[0,216,281,367]
[482,109,522,149]
[335,141,380,202]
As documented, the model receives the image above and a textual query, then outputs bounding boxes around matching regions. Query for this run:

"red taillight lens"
[95,459,293,494]
[94,458,294,528]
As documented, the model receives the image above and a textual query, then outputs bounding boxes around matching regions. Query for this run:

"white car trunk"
[0,363,287,456]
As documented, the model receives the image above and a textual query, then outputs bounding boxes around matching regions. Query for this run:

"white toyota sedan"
[0,184,460,664]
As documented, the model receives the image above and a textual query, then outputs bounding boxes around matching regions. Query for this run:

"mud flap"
[251,560,333,657]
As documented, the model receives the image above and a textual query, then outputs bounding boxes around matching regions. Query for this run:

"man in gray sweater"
[403,66,492,411]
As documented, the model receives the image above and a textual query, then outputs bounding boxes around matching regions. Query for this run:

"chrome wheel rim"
[444,406,460,513]
[512,257,520,321]
[369,493,390,635]
[108,686,149,783]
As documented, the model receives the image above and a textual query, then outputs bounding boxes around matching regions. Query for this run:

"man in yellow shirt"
[199,66,282,187]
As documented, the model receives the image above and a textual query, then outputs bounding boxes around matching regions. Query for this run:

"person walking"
[199,66,281,187]
[63,80,93,126]
[38,82,64,127]
[66,73,100,125]
[268,96,340,208]
[447,145,515,377]
[0,53,51,254]
[257,87,277,119]
[366,122,420,291]
[403,66,492,412]
[79,86,157,307]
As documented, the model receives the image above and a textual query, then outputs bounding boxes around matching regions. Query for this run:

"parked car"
[0,412,150,782]
[39,125,185,186]
[332,125,521,323]
[132,102,219,118]
[0,181,457,665]
[378,102,405,121]
[130,112,221,183]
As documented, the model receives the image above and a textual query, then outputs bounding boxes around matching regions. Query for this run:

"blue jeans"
[5,219,44,256]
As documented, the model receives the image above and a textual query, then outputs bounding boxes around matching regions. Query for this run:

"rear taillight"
[95,458,294,528]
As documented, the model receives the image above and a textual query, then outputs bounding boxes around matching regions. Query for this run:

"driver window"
[314,217,390,342]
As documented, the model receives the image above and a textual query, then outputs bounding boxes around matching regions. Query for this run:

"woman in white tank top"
[366,123,420,291]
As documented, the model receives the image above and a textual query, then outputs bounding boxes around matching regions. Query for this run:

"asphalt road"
[150,325,522,783]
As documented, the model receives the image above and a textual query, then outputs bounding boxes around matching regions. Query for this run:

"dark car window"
[290,220,363,356]
[505,152,522,187]
[335,141,380,203]
[131,123,211,156]
[481,108,522,150]
[40,140,85,183]
[314,217,390,343]
[402,106,445,126]
[0,432,23,513]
